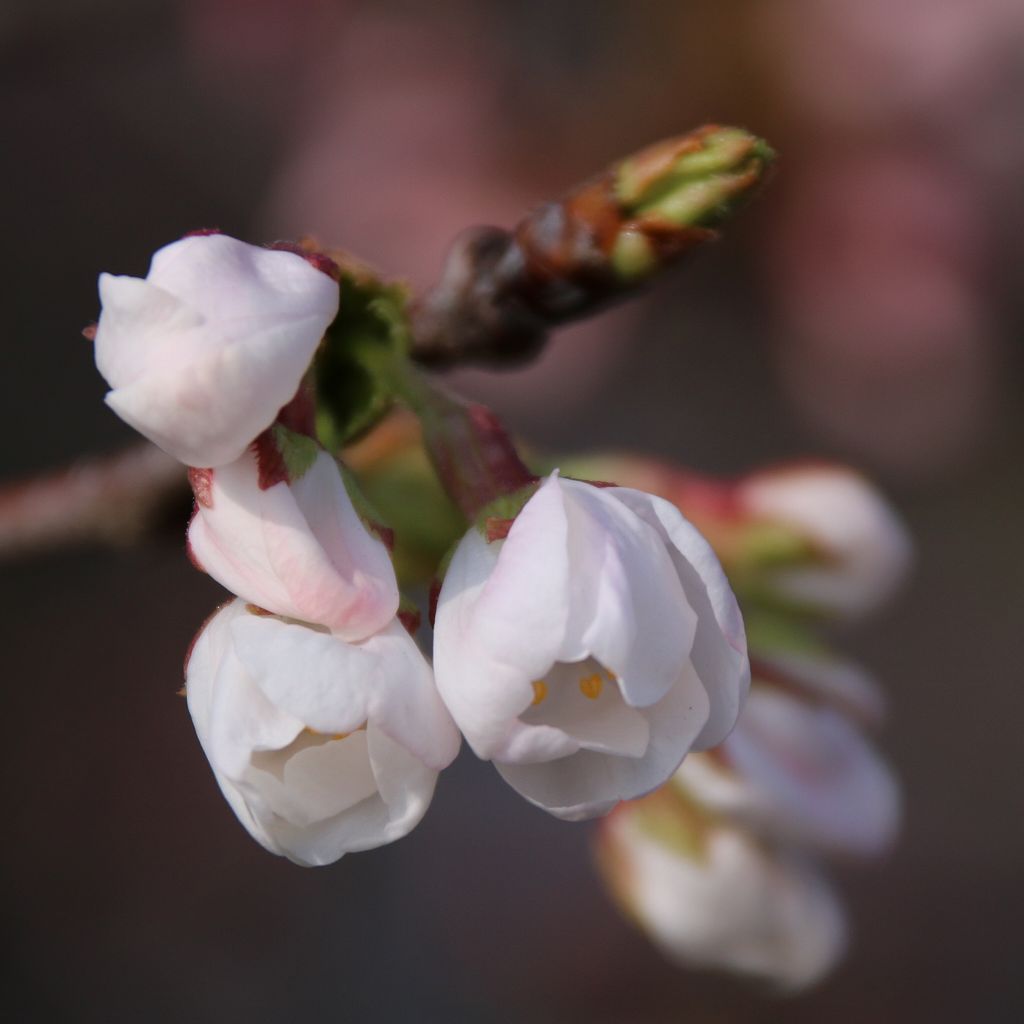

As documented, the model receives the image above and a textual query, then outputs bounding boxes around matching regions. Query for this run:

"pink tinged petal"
[286,452,399,638]
[496,663,710,821]
[95,234,340,468]
[611,487,749,749]
[557,479,697,709]
[187,451,398,637]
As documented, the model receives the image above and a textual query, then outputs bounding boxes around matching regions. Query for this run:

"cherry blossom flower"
[94,233,339,467]
[738,464,912,617]
[676,682,900,856]
[187,444,397,638]
[596,792,846,990]
[185,599,460,866]
[433,472,749,820]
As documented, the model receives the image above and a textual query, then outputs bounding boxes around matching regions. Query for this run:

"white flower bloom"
[676,684,900,856]
[739,465,912,617]
[188,448,398,639]
[185,599,460,866]
[433,472,749,821]
[94,233,339,467]
[598,799,846,990]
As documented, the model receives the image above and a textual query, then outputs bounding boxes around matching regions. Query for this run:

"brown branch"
[0,444,190,559]
[409,125,774,367]
[2,125,774,560]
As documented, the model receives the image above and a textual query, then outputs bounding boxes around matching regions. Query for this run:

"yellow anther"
[531,680,549,705]
[579,673,604,700]
[606,669,618,682]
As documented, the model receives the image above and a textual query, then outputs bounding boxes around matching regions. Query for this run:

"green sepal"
[314,271,413,450]
[473,481,541,537]
[271,424,319,481]
[356,452,465,587]
[742,608,828,659]
[631,785,714,863]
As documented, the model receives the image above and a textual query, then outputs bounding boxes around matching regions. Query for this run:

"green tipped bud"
[616,125,775,228]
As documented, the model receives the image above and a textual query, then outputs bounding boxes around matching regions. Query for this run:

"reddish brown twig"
[0,444,189,559]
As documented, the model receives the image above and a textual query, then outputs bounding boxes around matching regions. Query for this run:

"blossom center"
[522,659,650,758]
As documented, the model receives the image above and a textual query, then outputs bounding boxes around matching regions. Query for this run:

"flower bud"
[433,472,749,821]
[736,464,912,618]
[94,233,339,467]
[185,599,460,866]
[595,791,846,990]
[187,439,398,639]
[676,681,900,857]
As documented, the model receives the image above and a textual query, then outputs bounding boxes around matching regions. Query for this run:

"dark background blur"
[3,1,1024,1021]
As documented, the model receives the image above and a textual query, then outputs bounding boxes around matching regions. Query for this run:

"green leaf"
[314,272,412,449]
[271,424,319,480]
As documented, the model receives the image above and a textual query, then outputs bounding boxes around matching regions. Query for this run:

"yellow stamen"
[531,680,549,705]
[579,673,604,700]
[606,669,618,682]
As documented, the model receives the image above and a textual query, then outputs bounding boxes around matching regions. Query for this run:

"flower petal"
[189,450,398,637]
[610,486,749,749]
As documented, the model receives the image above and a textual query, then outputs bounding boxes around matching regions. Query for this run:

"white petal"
[519,661,650,758]
[433,476,573,759]
[610,486,749,749]
[558,479,696,709]
[94,234,339,467]
[188,450,398,638]
[496,664,710,821]
[604,811,847,990]
[682,686,901,856]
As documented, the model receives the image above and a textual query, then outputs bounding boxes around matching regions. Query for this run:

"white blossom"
[186,599,460,866]
[433,472,748,821]
[94,233,339,467]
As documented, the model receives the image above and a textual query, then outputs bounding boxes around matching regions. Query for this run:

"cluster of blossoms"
[90,124,906,988]
[92,232,749,865]
[580,457,909,988]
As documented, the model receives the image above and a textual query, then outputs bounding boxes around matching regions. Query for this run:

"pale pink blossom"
[187,446,398,638]
[433,472,748,821]
[94,233,339,467]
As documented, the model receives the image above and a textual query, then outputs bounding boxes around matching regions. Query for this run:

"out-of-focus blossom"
[676,682,900,856]
[596,790,847,990]
[433,472,748,821]
[737,463,912,618]
[555,455,912,619]
[185,599,459,867]
[94,233,339,467]
[187,440,397,639]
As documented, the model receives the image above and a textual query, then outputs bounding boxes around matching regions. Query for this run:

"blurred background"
[3,0,1024,1020]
